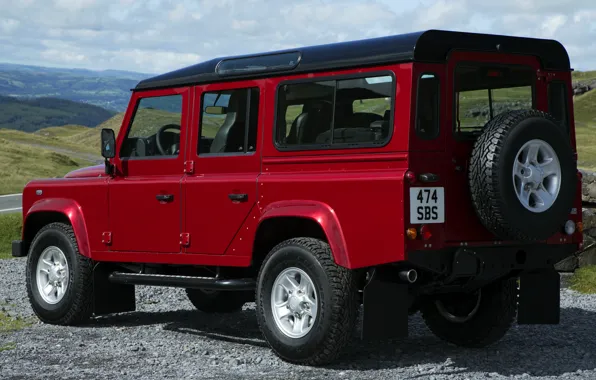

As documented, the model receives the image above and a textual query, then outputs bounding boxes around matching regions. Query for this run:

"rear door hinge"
[184,160,194,174]
[180,233,190,247]
[102,232,112,245]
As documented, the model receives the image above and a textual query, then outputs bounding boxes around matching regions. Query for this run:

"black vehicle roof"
[135,29,570,91]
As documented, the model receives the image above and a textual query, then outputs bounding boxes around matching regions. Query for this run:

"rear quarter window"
[275,73,395,150]
[416,73,440,140]
[548,81,569,133]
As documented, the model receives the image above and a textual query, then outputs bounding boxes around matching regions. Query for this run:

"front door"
[183,83,262,255]
[108,88,190,253]
[444,52,547,242]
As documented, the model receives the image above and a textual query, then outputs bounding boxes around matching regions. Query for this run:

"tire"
[185,289,249,313]
[255,238,358,365]
[420,278,518,347]
[26,222,94,325]
[469,109,576,241]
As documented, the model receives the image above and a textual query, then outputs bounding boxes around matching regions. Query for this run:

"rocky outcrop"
[573,80,596,96]
[555,170,596,272]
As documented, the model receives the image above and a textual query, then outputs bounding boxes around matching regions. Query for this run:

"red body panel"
[63,164,106,178]
[257,201,351,268]
[26,198,91,257]
[182,81,263,255]
[22,178,109,256]
[107,87,189,253]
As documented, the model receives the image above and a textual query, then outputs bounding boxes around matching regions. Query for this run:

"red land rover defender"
[13,30,582,365]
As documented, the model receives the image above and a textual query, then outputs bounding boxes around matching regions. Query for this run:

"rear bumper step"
[108,272,255,291]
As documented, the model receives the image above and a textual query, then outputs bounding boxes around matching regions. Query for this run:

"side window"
[120,94,183,159]
[416,73,440,139]
[548,82,569,133]
[275,74,395,149]
[198,88,259,155]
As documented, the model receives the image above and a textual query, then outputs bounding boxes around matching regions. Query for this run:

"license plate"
[410,187,445,224]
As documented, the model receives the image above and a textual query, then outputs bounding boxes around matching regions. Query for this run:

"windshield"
[455,64,535,135]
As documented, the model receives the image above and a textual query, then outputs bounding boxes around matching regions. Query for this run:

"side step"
[108,272,256,291]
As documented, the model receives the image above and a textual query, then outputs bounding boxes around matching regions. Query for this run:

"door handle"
[228,193,248,202]
[156,194,174,202]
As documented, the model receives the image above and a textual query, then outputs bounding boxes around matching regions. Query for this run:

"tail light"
[420,225,432,240]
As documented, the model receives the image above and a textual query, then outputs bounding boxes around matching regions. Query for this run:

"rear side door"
[108,88,189,253]
[183,82,262,255]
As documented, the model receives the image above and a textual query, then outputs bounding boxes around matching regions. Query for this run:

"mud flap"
[517,269,560,324]
[93,263,136,316]
[361,269,409,340]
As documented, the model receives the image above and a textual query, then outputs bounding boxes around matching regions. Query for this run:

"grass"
[574,90,596,127]
[35,124,90,138]
[0,342,16,352]
[575,125,596,170]
[573,91,596,170]
[0,139,88,195]
[65,113,124,151]
[572,70,596,81]
[570,266,596,294]
[0,214,31,336]
[0,213,21,259]
[0,112,126,195]
[0,312,31,333]
[0,128,99,155]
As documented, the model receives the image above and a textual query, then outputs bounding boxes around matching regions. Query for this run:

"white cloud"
[540,15,568,38]
[415,0,469,30]
[0,18,20,33]
[0,0,594,73]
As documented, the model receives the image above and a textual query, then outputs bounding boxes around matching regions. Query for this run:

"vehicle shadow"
[86,306,596,376]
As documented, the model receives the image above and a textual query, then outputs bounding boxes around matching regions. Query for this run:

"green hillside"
[0,95,115,132]
[0,138,89,195]
[573,70,596,81]
[35,125,89,138]
[0,111,125,195]
[574,90,596,127]
[574,90,596,169]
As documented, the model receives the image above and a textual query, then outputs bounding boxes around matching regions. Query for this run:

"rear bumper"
[11,240,28,257]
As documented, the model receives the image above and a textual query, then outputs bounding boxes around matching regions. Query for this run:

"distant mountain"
[0,95,115,132]
[0,63,152,112]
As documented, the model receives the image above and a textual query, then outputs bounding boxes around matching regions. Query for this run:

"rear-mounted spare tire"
[469,109,576,241]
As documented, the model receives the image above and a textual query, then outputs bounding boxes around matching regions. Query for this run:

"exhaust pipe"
[399,269,418,283]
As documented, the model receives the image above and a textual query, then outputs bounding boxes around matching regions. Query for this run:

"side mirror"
[101,128,116,159]
[101,128,116,176]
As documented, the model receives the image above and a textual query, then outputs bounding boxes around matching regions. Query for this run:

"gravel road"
[2,257,596,380]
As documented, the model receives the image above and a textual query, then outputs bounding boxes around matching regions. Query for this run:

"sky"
[0,0,595,74]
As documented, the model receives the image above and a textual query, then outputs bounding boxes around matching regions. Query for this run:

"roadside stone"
[584,209,596,231]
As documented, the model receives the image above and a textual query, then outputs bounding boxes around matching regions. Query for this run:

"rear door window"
[454,65,535,137]
[198,87,260,155]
